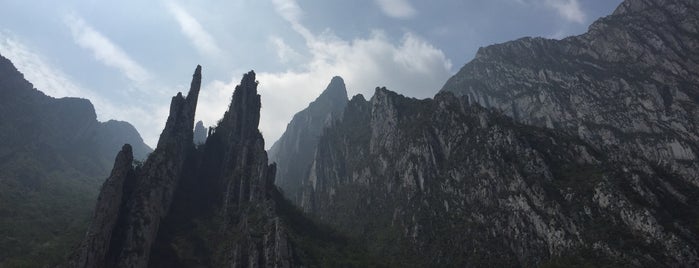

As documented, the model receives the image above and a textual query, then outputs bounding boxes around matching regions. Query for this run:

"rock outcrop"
[70,69,297,267]
[286,0,699,266]
[440,0,699,190]
[268,76,348,204]
[301,87,699,267]
[193,120,207,145]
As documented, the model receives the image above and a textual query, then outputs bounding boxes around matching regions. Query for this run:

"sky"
[0,0,623,149]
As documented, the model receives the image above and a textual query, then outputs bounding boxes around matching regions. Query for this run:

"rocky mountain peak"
[156,65,201,148]
[268,76,349,205]
[316,76,348,104]
[193,120,207,145]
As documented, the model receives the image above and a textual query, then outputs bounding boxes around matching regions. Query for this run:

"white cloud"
[194,0,451,149]
[375,0,417,19]
[165,1,223,57]
[64,14,151,84]
[269,35,304,64]
[0,32,167,147]
[544,0,586,24]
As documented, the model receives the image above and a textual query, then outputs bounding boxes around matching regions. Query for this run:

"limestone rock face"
[70,69,294,268]
[294,0,699,266]
[193,120,207,145]
[69,145,135,268]
[268,76,348,204]
[440,0,699,189]
[302,88,699,267]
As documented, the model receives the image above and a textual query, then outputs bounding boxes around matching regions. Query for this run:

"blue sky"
[0,0,622,148]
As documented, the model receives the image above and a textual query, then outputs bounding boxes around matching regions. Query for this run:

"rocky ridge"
[440,0,699,190]
[286,0,699,266]
[68,68,376,267]
[301,87,699,266]
[268,76,348,205]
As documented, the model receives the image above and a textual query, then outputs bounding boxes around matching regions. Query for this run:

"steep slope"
[0,54,151,266]
[268,77,348,204]
[293,0,699,266]
[69,69,382,267]
[302,88,698,267]
[440,0,699,189]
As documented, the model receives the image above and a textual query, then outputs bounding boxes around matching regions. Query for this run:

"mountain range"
[0,0,697,267]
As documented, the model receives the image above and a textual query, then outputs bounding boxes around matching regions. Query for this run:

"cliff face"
[440,0,699,189]
[291,0,699,266]
[70,69,295,267]
[302,88,699,267]
[0,54,151,266]
[268,77,348,204]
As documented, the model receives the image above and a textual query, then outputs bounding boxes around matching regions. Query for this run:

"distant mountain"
[273,0,699,266]
[268,76,348,204]
[0,54,151,266]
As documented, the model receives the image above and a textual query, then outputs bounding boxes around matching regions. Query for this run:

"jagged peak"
[314,76,348,105]
[156,65,202,148]
[350,93,367,103]
[216,70,262,139]
[186,65,202,102]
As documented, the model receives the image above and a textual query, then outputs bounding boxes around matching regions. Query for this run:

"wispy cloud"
[269,35,304,64]
[544,0,586,24]
[0,32,84,98]
[64,14,151,84]
[374,0,417,19]
[165,1,223,57]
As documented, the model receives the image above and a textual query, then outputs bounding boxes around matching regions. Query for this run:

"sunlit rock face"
[294,0,699,266]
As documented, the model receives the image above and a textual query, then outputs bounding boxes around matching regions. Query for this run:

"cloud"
[544,0,585,24]
[65,14,151,84]
[194,0,451,148]
[269,35,304,64]
[0,32,167,147]
[375,0,417,19]
[165,1,223,57]
[0,32,84,98]
[512,0,586,24]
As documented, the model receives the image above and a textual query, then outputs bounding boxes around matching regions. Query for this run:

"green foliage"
[0,148,104,267]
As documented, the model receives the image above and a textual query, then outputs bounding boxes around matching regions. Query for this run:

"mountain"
[69,68,383,267]
[193,120,207,145]
[0,54,152,266]
[440,0,699,188]
[268,76,348,205]
[269,0,699,266]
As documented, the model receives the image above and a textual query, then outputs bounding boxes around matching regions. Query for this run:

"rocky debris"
[193,120,207,145]
[268,76,348,205]
[69,69,295,267]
